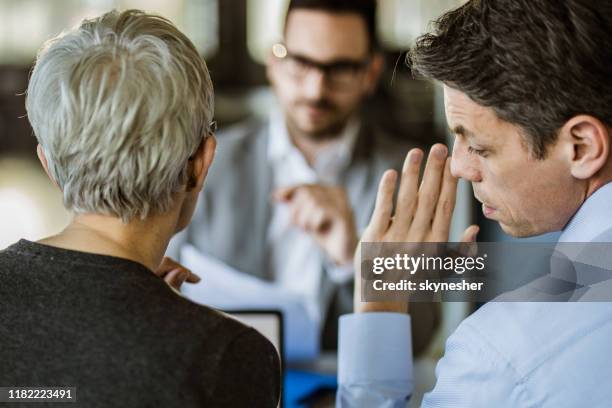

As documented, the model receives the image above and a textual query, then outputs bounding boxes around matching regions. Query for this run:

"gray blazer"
[173,119,437,350]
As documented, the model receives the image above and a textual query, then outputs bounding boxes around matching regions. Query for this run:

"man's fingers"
[156,257,200,289]
[164,268,187,290]
[460,225,480,243]
[367,169,397,237]
[296,206,315,230]
[411,144,448,238]
[311,208,330,232]
[167,269,201,287]
[272,186,298,202]
[459,225,480,257]
[285,186,340,234]
[185,271,202,283]
[394,149,423,228]
[431,158,459,241]
[165,269,200,288]
[289,195,310,228]
[155,257,176,276]
[293,202,333,234]
[156,257,193,277]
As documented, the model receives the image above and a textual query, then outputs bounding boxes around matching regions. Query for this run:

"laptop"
[225,310,285,405]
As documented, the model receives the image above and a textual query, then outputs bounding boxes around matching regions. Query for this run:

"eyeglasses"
[272,43,370,89]
[208,120,217,135]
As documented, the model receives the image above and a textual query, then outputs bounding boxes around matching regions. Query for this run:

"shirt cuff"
[338,312,414,386]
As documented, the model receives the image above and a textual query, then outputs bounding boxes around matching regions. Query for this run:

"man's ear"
[189,135,216,192]
[564,115,610,179]
[36,144,60,189]
[364,52,384,94]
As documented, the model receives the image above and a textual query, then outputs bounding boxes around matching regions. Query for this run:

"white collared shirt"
[267,110,359,323]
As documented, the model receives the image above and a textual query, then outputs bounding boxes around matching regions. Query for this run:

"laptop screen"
[225,310,284,362]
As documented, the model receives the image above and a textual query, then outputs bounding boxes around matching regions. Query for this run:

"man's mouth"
[299,100,335,114]
[304,105,330,117]
[475,195,497,218]
[482,203,496,217]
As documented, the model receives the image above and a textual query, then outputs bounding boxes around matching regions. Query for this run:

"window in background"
[378,0,466,49]
[0,158,70,249]
[247,0,288,64]
[0,0,219,64]
[0,0,219,247]
[378,0,422,49]
[246,0,466,64]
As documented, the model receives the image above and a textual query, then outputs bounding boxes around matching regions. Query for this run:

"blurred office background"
[0,0,476,256]
[0,0,556,404]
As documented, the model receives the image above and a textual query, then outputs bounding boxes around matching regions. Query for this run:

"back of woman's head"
[26,9,214,222]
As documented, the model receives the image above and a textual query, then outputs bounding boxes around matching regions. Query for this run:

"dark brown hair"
[409,0,612,158]
[286,0,378,50]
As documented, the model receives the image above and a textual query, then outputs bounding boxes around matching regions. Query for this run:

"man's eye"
[467,146,488,157]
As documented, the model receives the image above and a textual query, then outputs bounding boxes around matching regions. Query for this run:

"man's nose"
[450,142,482,182]
[301,69,328,100]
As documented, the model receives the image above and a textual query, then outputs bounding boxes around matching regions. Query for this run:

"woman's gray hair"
[26,9,214,222]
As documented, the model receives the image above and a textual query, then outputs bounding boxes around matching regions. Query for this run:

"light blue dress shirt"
[338,182,612,407]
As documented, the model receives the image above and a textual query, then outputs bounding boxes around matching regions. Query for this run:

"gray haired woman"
[0,10,280,407]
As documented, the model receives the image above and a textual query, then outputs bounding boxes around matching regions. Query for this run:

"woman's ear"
[563,115,610,180]
[188,135,216,192]
[36,144,60,189]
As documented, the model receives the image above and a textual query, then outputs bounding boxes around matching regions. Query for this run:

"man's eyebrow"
[450,125,475,139]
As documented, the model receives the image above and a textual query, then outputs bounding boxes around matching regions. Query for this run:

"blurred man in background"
[173,0,439,352]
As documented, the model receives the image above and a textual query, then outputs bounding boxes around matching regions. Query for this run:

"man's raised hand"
[355,144,479,313]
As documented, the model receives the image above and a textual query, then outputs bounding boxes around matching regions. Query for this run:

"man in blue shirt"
[338,0,612,406]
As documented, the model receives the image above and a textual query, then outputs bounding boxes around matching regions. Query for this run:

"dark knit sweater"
[0,240,280,407]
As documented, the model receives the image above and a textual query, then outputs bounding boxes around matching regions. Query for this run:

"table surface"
[286,352,438,407]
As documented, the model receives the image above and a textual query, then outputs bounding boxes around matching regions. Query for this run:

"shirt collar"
[267,108,360,171]
[268,109,293,162]
[558,181,612,243]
